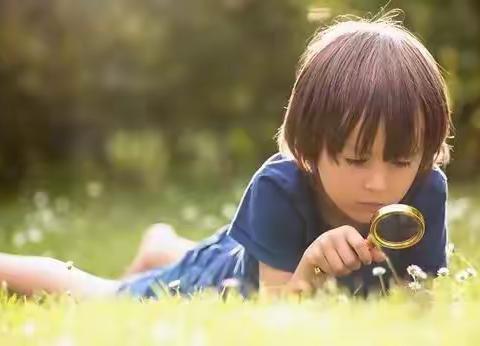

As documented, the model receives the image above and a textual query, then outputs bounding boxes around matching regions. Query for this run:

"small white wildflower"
[417,271,428,280]
[54,335,75,346]
[27,227,43,243]
[190,328,207,346]
[408,281,422,291]
[1,280,8,292]
[168,279,181,290]
[455,271,468,283]
[12,232,27,248]
[407,264,421,276]
[65,261,74,270]
[221,203,237,220]
[151,321,178,343]
[437,267,449,277]
[221,278,241,289]
[407,264,427,280]
[33,191,49,209]
[465,267,477,278]
[448,198,471,222]
[372,266,386,277]
[86,181,103,198]
[40,209,54,226]
[220,278,241,301]
[201,214,220,229]
[336,294,349,303]
[22,321,36,336]
[181,205,199,222]
[55,197,70,213]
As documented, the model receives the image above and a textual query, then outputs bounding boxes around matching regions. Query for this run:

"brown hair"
[277,12,453,178]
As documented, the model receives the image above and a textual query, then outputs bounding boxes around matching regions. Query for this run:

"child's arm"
[0,253,120,298]
[259,225,386,297]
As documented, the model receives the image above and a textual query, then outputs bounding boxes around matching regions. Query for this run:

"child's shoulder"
[406,166,448,204]
[422,166,448,195]
[251,153,309,196]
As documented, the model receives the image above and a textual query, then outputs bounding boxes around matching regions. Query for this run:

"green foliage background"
[1,0,479,192]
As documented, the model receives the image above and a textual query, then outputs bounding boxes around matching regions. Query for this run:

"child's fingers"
[370,247,387,263]
[333,236,362,271]
[315,250,332,275]
[306,244,332,274]
[344,227,372,265]
[322,242,350,276]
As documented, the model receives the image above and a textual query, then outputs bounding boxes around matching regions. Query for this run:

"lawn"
[0,179,479,345]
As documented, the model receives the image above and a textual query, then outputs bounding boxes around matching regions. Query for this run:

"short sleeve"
[227,175,305,272]
[398,169,448,275]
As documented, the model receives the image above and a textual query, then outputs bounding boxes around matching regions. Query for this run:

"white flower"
[408,281,422,291]
[27,227,43,243]
[455,271,468,283]
[168,279,181,290]
[22,321,36,336]
[55,335,75,346]
[181,205,199,222]
[33,191,49,209]
[417,272,428,280]
[221,203,237,220]
[151,321,178,343]
[221,278,241,288]
[12,232,27,248]
[372,266,386,277]
[437,267,449,277]
[465,268,477,278]
[407,264,427,280]
[407,264,421,276]
[86,181,103,198]
[55,197,70,213]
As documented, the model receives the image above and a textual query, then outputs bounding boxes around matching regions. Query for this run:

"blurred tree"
[0,0,479,190]
[0,0,314,189]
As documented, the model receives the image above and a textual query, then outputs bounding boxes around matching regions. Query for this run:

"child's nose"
[363,167,388,192]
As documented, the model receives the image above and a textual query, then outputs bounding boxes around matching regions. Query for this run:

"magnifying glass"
[368,204,425,250]
[313,204,425,282]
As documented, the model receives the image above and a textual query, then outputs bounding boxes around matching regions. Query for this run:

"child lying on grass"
[0,10,452,300]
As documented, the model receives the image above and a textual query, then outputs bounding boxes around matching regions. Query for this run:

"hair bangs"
[322,31,424,163]
[278,15,452,176]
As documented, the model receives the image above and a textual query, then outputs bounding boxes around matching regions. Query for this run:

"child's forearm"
[0,253,120,298]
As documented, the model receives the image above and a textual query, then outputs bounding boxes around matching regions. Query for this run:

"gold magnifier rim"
[369,204,425,250]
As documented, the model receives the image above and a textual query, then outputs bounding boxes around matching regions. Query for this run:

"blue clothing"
[118,153,448,298]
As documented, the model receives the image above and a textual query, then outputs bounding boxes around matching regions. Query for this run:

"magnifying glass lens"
[369,204,425,249]
[375,214,421,243]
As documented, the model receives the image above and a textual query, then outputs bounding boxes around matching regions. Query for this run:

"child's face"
[317,123,422,224]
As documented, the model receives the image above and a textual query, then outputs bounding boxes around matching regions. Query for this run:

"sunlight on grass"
[0,181,479,345]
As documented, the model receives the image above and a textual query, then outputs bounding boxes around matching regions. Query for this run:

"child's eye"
[392,161,411,168]
[345,158,368,166]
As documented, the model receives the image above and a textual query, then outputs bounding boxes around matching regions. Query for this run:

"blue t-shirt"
[227,153,448,295]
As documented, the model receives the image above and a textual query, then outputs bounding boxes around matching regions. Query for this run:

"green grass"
[0,179,479,345]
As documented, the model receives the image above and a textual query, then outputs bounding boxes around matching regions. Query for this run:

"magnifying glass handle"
[366,235,401,285]
[366,234,376,249]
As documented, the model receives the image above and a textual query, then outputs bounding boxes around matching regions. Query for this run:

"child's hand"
[302,225,386,277]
